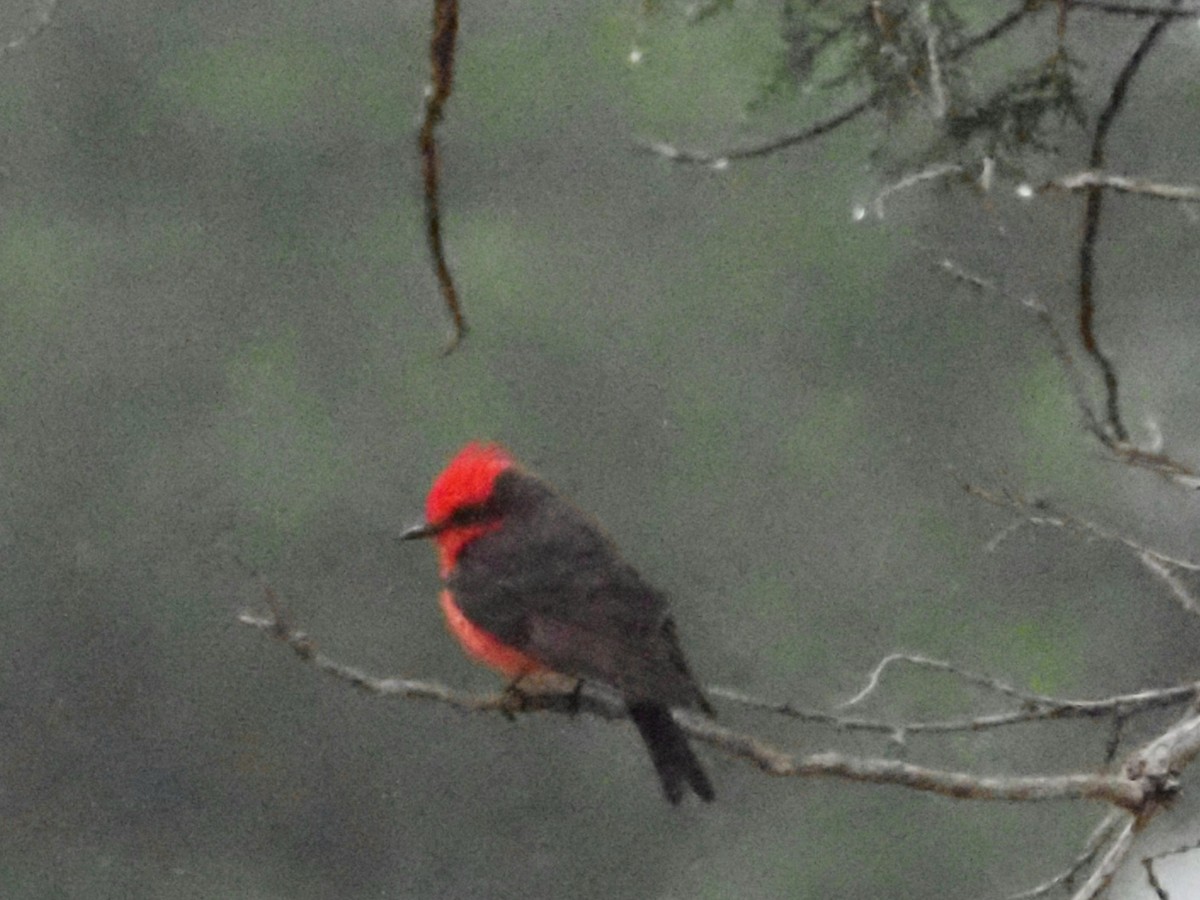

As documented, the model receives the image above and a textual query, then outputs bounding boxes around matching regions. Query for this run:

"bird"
[402,442,715,803]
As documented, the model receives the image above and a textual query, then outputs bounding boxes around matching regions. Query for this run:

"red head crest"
[426,442,515,525]
[421,442,515,573]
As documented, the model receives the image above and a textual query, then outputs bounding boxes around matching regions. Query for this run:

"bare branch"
[239,612,518,712]
[715,678,1199,739]
[965,482,1200,614]
[1077,0,1185,444]
[955,3,1041,54]
[684,0,731,24]
[855,163,964,220]
[1143,856,1171,899]
[917,2,947,120]
[240,606,1153,811]
[1138,551,1200,615]
[936,256,997,293]
[935,255,1196,480]
[1035,171,1200,202]
[1142,835,1200,900]
[743,746,1141,809]
[1007,811,1125,899]
[1070,816,1137,900]
[1072,0,1200,17]
[932,258,1110,443]
[635,97,872,167]
[839,652,1036,708]
[1126,708,1200,790]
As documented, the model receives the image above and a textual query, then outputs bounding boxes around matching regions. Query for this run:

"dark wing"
[448,470,709,711]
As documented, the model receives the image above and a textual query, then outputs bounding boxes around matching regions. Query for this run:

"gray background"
[3,1,1200,897]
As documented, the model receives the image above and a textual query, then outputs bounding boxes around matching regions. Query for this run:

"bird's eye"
[447,500,499,528]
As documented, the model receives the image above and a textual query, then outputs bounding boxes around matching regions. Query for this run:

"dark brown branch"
[1072,0,1200,16]
[934,255,1110,443]
[1077,0,1184,444]
[636,97,873,167]
[419,0,467,353]
[1142,835,1200,899]
[934,255,1197,481]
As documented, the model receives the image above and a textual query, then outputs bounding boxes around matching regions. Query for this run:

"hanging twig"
[419,0,467,352]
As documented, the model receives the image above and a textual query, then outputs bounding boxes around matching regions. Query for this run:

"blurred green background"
[3,1,1199,897]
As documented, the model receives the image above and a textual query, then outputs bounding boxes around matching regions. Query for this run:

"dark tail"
[628,703,714,804]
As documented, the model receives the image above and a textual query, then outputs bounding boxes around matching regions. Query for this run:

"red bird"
[402,442,715,804]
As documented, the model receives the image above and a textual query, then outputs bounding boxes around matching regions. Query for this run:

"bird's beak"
[400,521,439,541]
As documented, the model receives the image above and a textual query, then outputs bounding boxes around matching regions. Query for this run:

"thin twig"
[859,163,963,219]
[1021,296,1111,442]
[1138,551,1200,615]
[1072,0,1200,16]
[712,679,1199,738]
[1142,835,1200,900]
[1069,816,1137,900]
[1038,171,1200,202]
[965,482,1200,614]
[1007,811,1125,899]
[932,255,1108,442]
[239,612,522,712]
[839,653,1034,708]
[935,253,1197,479]
[419,0,468,353]
[956,2,1040,55]
[918,2,947,120]
[635,97,872,167]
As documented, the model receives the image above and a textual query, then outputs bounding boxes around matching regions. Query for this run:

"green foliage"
[679,0,1090,173]
[842,0,969,108]
[944,50,1087,161]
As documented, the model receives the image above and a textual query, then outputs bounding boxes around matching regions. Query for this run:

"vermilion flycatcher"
[402,442,714,803]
